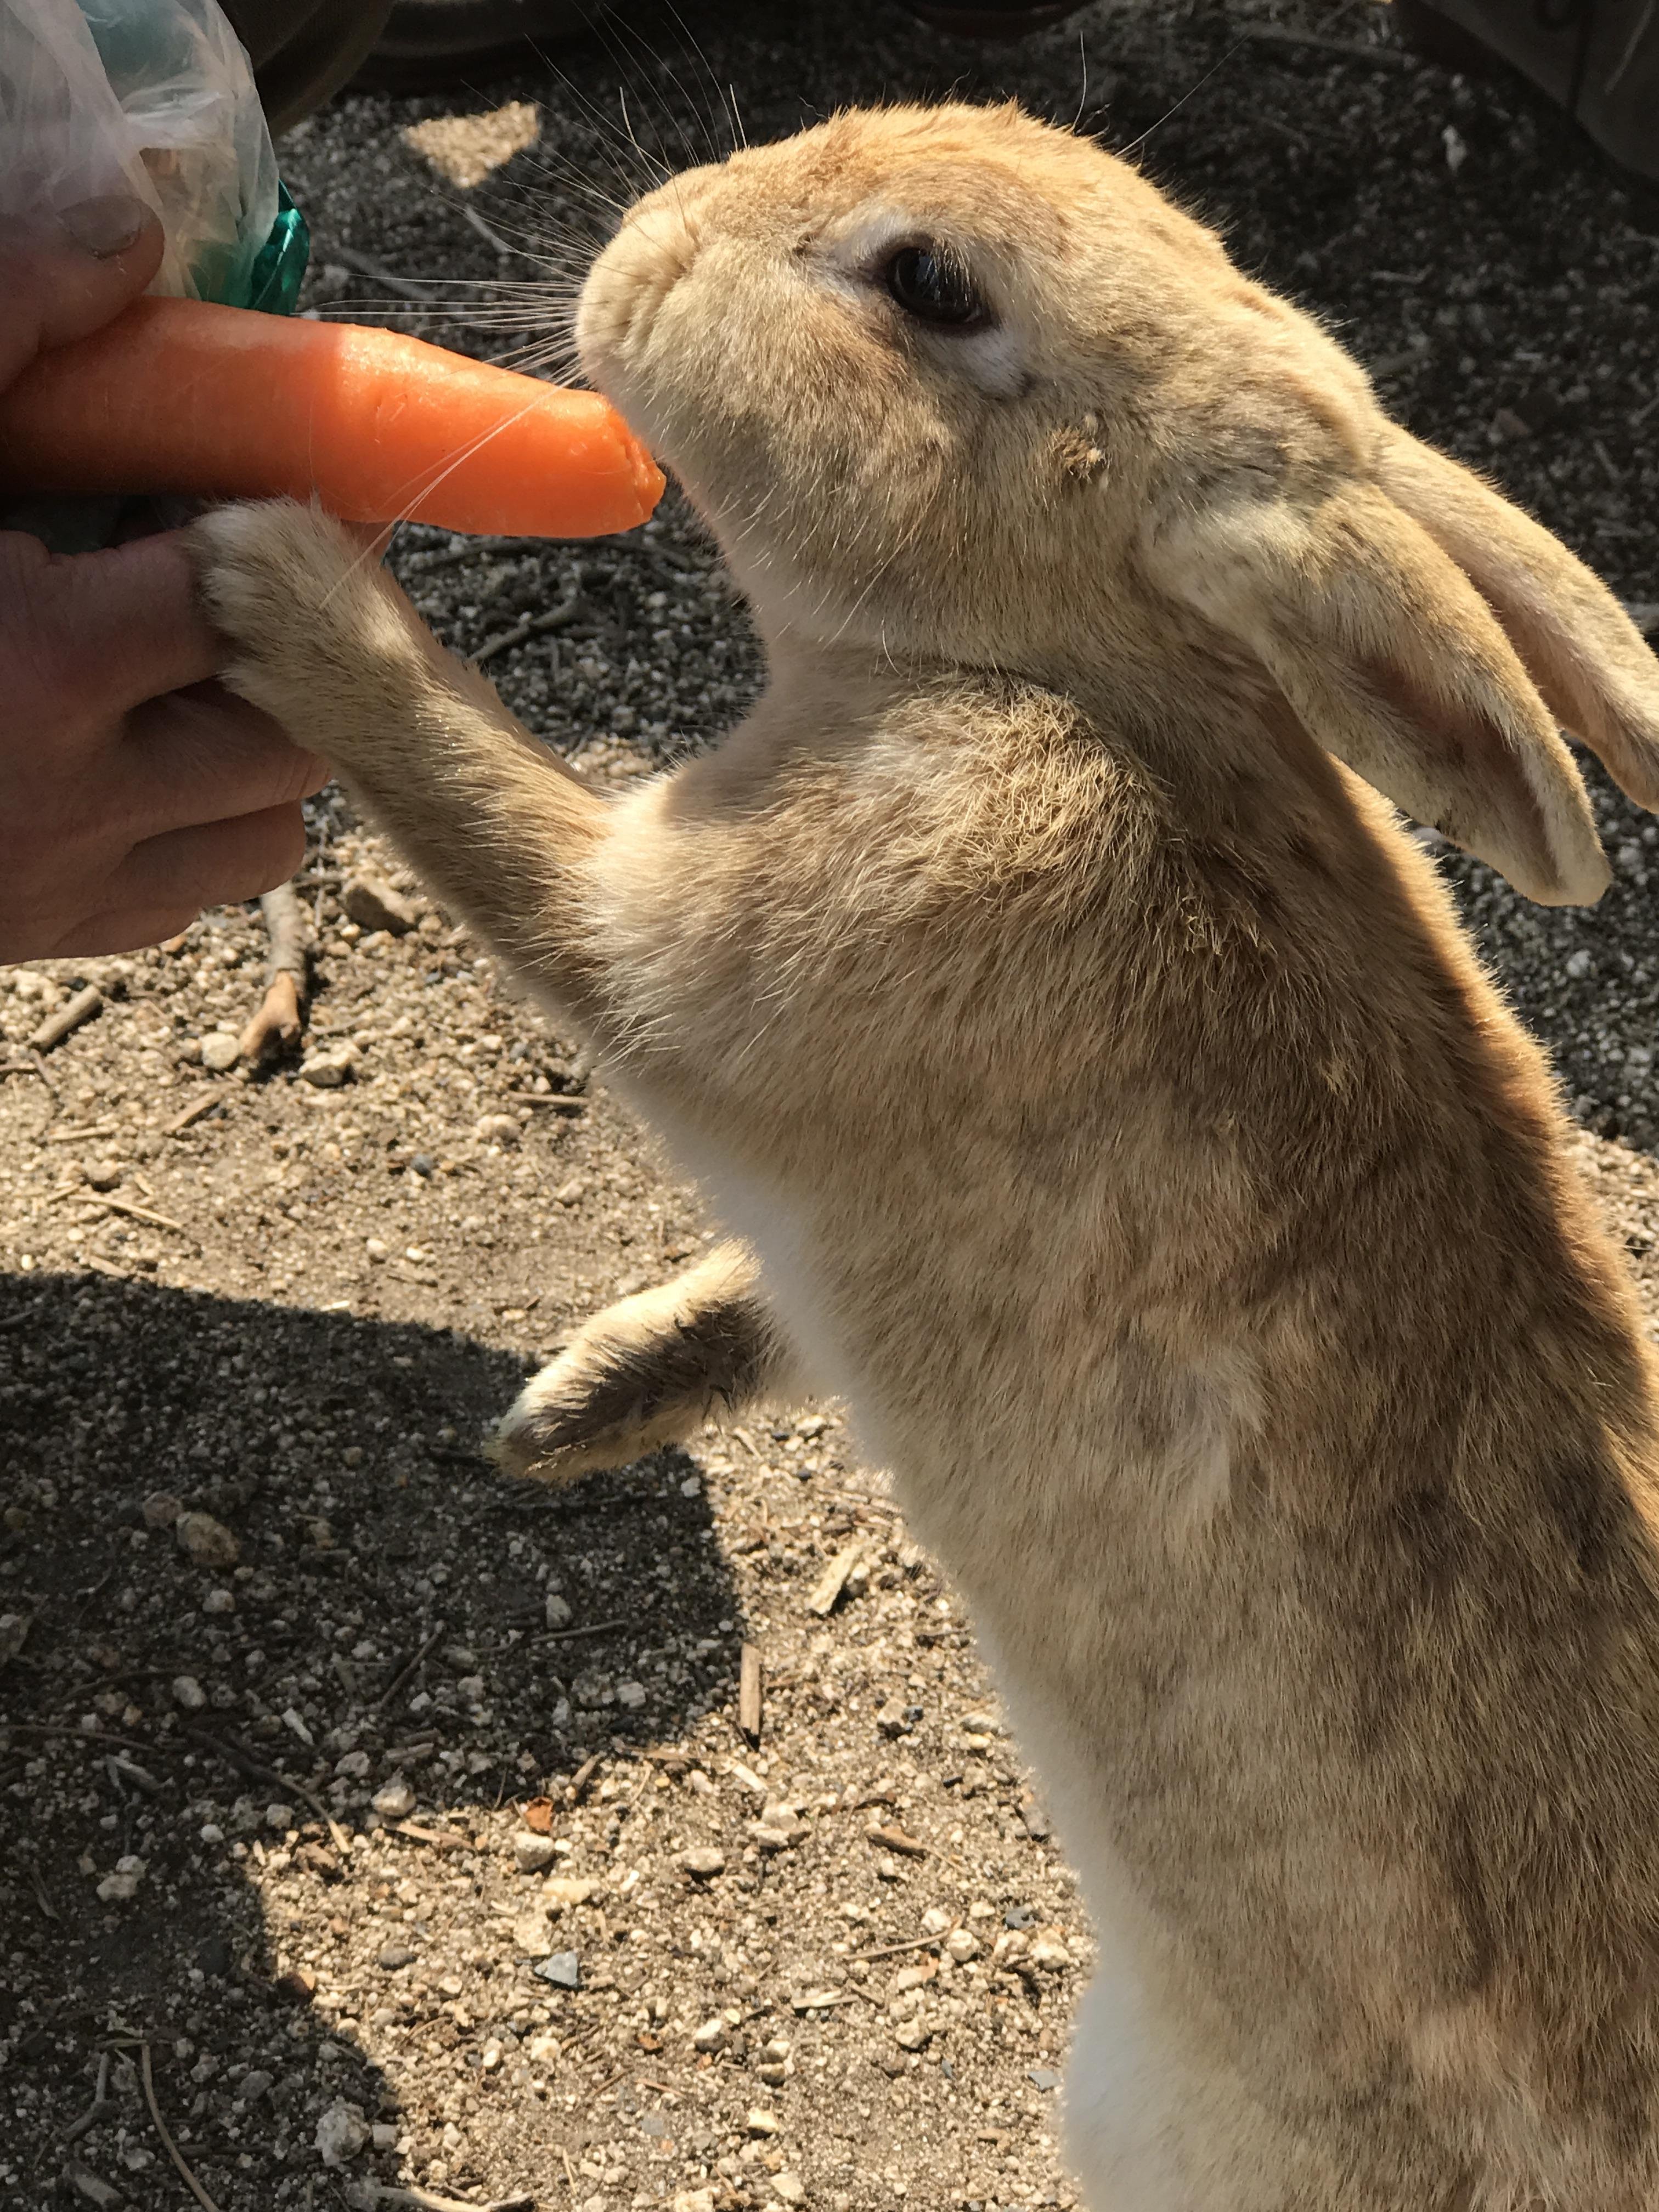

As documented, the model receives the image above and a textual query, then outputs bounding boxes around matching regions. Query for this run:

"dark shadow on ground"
[0,1269,743,2210]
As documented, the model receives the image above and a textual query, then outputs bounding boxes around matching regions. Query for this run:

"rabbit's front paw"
[190,500,418,748]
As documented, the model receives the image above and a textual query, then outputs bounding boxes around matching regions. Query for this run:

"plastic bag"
[0,0,284,305]
[0,0,308,548]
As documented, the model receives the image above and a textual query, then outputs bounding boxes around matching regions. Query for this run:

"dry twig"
[378,1621,447,1708]
[240,883,311,1063]
[60,2057,112,2149]
[166,1092,227,1137]
[475,572,583,665]
[94,1197,189,1235]
[738,1643,763,1743]
[533,1616,627,1646]
[139,2041,224,2212]
[30,986,102,1054]
[363,2188,535,2212]
[805,1542,863,1617]
[182,1727,349,1853]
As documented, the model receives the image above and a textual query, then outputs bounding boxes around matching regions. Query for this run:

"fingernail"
[58,194,148,258]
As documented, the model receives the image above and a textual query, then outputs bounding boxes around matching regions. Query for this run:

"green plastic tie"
[244,180,311,317]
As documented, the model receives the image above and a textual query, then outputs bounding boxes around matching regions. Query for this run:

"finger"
[119,682,330,838]
[0,202,163,390]
[0,529,238,714]
[107,802,311,918]
[44,905,201,961]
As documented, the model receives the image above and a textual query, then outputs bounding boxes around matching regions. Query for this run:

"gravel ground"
[3,4,1658,2208]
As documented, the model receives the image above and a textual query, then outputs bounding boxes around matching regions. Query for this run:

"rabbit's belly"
[1066,1963,1311,2212]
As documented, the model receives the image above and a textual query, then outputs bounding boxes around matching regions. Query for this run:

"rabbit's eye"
[883,246,985,329]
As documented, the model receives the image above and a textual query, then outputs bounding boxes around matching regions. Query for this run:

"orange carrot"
[0,295,663,538]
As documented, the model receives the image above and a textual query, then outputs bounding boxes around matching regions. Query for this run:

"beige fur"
[192,103,1659,2210]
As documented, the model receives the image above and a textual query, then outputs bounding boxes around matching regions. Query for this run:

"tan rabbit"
[192,101,1659,2210]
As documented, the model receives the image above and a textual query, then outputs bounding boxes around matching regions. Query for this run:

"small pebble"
[171,1674,206,1711]
[199,1032,241,1073]
[514,1911,555,1956]
[342,872,419,935]
[174,1511,239,1568]
[314,2100,370,2165]
[534,1950,581,1988]
[95,1856,145,1903]
[300,1042,360,1088]
[544,1592,573,1628]
[681,1846,726,1878]
[514,1833,557,1874]
[235,2069,273,2103]
[141,1492,182,1529]
[371,1776,416,1819]
[541,1875,597,1906]
[692,2016,727,2053]
[202,1586,235,1615]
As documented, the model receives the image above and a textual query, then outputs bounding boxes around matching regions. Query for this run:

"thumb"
[0,199,165,394]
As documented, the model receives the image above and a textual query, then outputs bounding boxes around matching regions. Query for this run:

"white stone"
[95,1855,146,1903]
[314,2099,369,2165]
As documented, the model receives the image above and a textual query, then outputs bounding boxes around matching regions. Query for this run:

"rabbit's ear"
[1148,478,1610,906]
[1378,427,1659,814]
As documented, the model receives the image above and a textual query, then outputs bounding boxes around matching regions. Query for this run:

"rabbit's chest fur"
[589,667,1659,2197]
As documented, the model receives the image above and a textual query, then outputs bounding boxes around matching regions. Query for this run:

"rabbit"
[190,99,1659,2211]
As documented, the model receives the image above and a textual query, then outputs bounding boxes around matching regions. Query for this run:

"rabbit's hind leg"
[490,1240,798,1482]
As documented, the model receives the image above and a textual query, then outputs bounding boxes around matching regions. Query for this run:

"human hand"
[0,199,329,962]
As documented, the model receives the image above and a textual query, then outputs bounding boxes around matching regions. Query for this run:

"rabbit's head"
[579,102,1659,907]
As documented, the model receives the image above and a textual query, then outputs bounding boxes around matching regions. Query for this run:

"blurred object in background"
[349,0,593,94]
[228,0,1655,180]
[229,0,1092,131]
[1396,0,1656,182]
[222,0,390,132]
